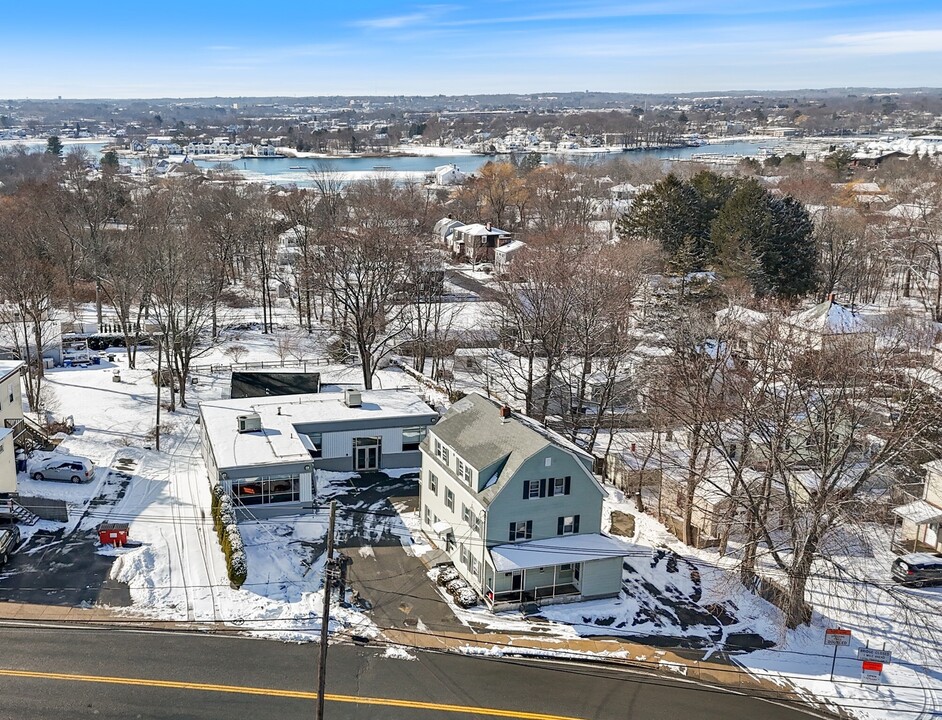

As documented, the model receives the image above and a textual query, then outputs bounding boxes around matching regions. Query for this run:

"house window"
[550,477,570,496]
[445,487,455,511]
[445,534,455,553]
[402,426,426,452]
[307,432,322,458]
[544,457,552,467]
[461,504,471,524]
[557,515,580,535]
[509,520,532,542]
[435,439,450,465]
[424,506,431,525]
[526,479,541,499]
[784,438,792,450]
[470,556,479,577]
[460,543,469,566]
[472,513,482,535]
[456,457,472,484]
[428,471,438,495]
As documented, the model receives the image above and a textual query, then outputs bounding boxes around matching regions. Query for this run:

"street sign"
[861,661,883,684]
[825,628,852,647]
[857,648,892,664]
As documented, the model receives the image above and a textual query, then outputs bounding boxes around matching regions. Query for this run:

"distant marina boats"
[289,165,304,169]
[372,164,393,170]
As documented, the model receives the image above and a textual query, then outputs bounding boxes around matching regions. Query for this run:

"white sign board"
[825,629,852,647]
[861,661,883,684]
[857,648,892,664]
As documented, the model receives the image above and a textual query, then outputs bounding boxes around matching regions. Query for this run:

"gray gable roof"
[429,392,595,505]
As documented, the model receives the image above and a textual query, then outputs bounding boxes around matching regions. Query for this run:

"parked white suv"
[30,455,96,483]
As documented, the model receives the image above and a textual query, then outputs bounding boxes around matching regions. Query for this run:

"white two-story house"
[420,392,627,609]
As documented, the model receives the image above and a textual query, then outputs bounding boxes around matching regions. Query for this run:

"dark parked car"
[0,524,21,567]
[892,552,942,587]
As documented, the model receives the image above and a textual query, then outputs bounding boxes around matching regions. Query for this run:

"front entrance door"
[353,437,381,471]
[510,571,523,592]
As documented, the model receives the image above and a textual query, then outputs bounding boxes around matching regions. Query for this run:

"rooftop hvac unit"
[237,412,262,433]
[344,389,362,408]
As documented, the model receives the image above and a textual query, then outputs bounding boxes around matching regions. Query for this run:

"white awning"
[489,533,629,573]
[431,521,453,537]
[893,500,942,525]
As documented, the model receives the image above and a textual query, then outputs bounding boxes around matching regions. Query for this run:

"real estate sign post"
[825,628,852,681]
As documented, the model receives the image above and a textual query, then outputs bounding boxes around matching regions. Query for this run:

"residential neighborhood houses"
[3,90,942,720]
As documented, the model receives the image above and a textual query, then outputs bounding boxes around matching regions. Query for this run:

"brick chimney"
[499,404,512,422]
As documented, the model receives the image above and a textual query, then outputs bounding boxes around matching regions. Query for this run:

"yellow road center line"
[0,668,584,720]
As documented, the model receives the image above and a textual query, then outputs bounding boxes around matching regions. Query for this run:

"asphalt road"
[0,624,819,720]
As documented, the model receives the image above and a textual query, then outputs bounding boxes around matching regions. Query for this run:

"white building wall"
[300,471,313,502]
[0,431,16,494]
[321,427,403,460]
[0,372,24,429]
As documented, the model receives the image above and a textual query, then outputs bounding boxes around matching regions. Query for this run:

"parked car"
[892,552,942,587]
[30,455,96,483]
[0,524,21,567]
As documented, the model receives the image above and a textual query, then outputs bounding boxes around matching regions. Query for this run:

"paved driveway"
[336,472,465,634]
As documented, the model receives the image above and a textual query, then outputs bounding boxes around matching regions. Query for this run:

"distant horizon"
[7,86,942,104]
[2,1,941,99]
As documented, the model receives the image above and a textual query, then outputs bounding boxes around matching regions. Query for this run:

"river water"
[40,138,787,186]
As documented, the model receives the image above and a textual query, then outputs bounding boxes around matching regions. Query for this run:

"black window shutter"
[557,516,564,535]
[522,480,530,499]
[539,478,546,497]
[564,476,571,495]
[573,515,580,533]
[547,478,555,497]
[509,523,516,542]
[525,520,532,539]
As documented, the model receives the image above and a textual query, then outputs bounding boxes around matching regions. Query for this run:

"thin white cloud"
[814,29,942,55]
[353,4,458,30]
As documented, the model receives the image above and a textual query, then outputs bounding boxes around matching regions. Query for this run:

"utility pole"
[315,500,337,720]
[155,338,161,452]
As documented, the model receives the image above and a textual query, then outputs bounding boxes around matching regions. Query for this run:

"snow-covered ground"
[10,312,942,718]
[16,332,430,642]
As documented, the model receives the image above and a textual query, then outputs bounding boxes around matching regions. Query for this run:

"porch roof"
[893,499,942,526]
[489,533,629,573]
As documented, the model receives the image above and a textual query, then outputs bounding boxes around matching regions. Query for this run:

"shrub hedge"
[211,483,248,587]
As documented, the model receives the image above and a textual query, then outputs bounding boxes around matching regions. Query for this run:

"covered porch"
[485,534,628,610]
[891,499,942,555]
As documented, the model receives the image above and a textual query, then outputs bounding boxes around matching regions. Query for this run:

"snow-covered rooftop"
[489,533,629,572]
[0,360,24,379]
[790,298,871,335]
[715,304,768,328]
[199,389,436,469]
[893,499,942,526]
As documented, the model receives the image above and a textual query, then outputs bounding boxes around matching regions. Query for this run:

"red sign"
[862,661,883,672]
[827,628,851,636]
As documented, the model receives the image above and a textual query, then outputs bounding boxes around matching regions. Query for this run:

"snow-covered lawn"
[16,334,430,641]
[13,315,942,717]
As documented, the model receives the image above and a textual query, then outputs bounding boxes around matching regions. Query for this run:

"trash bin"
[63,359,73,368]
[113,371,121,383]
[15,457,26,473]
[98,522,129,547]
[107,354,116,362]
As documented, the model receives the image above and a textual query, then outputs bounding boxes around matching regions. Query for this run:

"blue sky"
[2,1,941,98]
